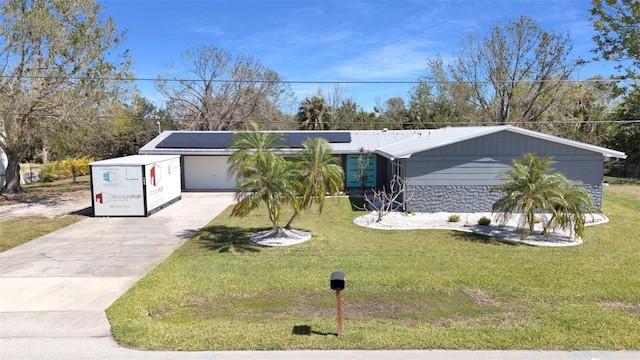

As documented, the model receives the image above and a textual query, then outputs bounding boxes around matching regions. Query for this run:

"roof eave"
[503,126,627,159]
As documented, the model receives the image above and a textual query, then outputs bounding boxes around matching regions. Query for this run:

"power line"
[0,110,637,125]
[0,74,638,85]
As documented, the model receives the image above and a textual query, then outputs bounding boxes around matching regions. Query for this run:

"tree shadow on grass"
[291,325,336,337]
[197,225,264,253]
[348,196,368,212]
[450,230,517,246]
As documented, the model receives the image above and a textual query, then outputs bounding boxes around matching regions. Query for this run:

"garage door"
[183,156,237,190]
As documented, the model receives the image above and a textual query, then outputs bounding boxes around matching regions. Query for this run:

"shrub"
[448,214,461,222]
[41,156,93,182]
[478,216,491,226]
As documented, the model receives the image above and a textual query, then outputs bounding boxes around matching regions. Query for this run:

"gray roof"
[329,129,430,154]
[375,125,627,160]
[139,126,627,160]
[139,129,429,156]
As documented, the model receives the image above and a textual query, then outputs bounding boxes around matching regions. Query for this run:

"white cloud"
[189,25,225,37]
[332,42,438,80]
[176,17,225,37]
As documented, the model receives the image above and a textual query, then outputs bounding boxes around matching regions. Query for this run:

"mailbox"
[330,271,346,291]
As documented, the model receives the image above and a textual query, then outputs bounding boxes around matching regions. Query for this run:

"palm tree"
[228,123,293,231]
[228,125,344,236]
[492,153,596,239]
[231,155,300,231]
[227,122,284,180]
[543,178,594,239]
[491,153,565,235]
[296,95,332,130]
[284,138,344,229]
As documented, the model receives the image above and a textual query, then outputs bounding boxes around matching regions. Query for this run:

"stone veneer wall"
[406,184,602,213]
[583,184,603,209]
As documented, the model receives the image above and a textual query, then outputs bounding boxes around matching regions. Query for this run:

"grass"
[604,175,640,185]
[0,175,90,204]
[104,184,638,350]
[0,216,85,252]
[0,177,90,252]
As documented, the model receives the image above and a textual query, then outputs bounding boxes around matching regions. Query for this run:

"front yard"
[0,177,90,252]
[106,185,640,350]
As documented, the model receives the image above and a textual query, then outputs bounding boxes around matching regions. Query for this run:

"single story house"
[139,125,627,212]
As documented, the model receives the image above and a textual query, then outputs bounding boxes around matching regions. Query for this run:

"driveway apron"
[0,192,234,339]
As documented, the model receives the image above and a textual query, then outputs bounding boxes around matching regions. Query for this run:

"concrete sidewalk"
[1,338,639,360]
[1,192,638,359]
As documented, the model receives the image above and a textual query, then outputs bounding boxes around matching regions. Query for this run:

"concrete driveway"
[1,192,639,359]
[0,193,234,350]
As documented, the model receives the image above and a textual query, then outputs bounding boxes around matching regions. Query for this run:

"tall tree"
[590,0,638,170]
[0,0,131,194]
[334,99,377,130]
[106,96,174,158]
[325,84,353,122]
[374,97,407,129]
[406,80,436,129]
[606,87,640,170]
[408,57,479,128]
[334,99,359,129]
[426,16,576,125]
[156,46,294,131]
[539,77,618,144]
[296,95,332,130]
[591,0,640,77]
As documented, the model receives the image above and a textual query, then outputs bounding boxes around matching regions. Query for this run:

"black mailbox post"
[330,271,345,336]
[330,271,345,290]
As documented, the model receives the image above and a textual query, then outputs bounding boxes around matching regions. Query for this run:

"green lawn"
[106,185,640,350]
[0,216,85,252]
[0,177,90,253]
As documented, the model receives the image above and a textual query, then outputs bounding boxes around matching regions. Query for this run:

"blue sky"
[98,0,621,113]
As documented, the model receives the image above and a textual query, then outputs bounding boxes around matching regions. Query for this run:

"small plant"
[478,216,491,226]
[534,215,541,224]
[363,175,415,222]
[448,214,461,222]
[406,208,415,215]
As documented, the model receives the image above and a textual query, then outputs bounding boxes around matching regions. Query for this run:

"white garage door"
[183,156,236,190]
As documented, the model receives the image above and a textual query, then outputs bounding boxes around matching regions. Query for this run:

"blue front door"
[346,154,376,188]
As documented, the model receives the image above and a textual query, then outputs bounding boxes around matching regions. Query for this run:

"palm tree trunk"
[543,213,556,236]
[284,213,297,229]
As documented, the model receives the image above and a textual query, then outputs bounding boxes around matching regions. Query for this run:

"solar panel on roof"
[156,133,198,148]
[284,132,351,148]
[156,131,351,149]
[190,133,234,149]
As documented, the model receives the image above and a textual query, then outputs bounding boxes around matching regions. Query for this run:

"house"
[139,125,626,212]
